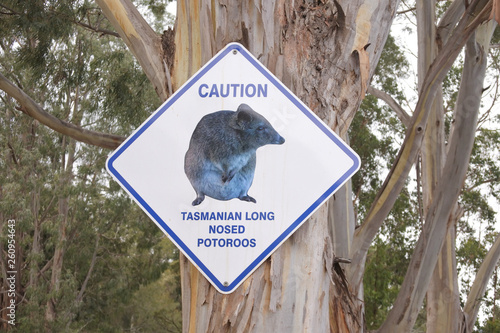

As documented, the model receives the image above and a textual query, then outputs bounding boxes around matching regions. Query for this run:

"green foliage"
[372,34,410,101]
[349,33,409,221]
[481,318,500,333]
[0,1,180,331]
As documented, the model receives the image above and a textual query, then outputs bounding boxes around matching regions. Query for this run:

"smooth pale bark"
[414,1,460,332]
[424,7,470,330]
[416,0,445,210]
[350,0,492,294]
[427,209,464,333]
[461,20,499,333]
[366,86,410,126]
[465,232,500,331]
[329,183,355,261]
[436,0,465,46]
[378,18,492,332]
[171,1,397,332]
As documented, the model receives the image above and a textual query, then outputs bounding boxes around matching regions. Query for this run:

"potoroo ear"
[230,104,254,130]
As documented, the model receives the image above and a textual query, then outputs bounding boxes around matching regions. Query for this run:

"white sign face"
[106,43,360,294]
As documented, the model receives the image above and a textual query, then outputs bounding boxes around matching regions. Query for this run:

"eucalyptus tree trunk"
[415,1,463,332]
[88,0,399,328]
[45,90,80,324]
[421,4,469,331]
[419,4,498,332]
[171,1,397,331]
[378,15,497,333]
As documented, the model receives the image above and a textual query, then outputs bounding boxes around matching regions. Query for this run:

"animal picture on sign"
[184,103,285,206]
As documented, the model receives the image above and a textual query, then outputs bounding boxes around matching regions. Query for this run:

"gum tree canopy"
[1,0,500,332]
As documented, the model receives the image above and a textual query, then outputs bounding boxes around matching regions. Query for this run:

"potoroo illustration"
[184,103,285,206]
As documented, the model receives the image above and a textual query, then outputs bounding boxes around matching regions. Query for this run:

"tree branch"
[95,0,170,101]
[463,177,500,193]
[367,85,411,126]
[350,0,493,294]
[437,0,466,47]
[0,3,20,15]
[378,18,496,332]
[74,20,120,37]
[76,235,99,303]
[0,72,125,150]
[464,232,500,332]
[397,7,416,15]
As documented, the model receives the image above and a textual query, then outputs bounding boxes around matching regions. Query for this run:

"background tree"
[1,0,500,332]
[0,1,180,331]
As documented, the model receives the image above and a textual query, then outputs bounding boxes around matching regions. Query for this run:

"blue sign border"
[107,43,360,293]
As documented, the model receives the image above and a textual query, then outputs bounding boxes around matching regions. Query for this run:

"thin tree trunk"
[95,0,170,100]
[350,0,492,297]
[29,188,41,289]
[45,194,70,323]
[462,24,500,327]
[414,1,463,332]
[378,17,493,332]
[45,87,80,325]
[464,232,500,331]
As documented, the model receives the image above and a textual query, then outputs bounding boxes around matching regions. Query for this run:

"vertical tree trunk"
[173,1,398,331]
[378,14,494,332]
[45,191,69,323]
[45,88,80,325]
[414,1,463,332]
[464,231,500,331]
[426,209,464,333]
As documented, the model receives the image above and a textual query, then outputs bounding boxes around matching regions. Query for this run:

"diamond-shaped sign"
[106,43,360,294]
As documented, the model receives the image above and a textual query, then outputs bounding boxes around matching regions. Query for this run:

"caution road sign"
[106,43,360,294]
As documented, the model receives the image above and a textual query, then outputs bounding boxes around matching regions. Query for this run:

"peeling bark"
[172,1,397,331]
